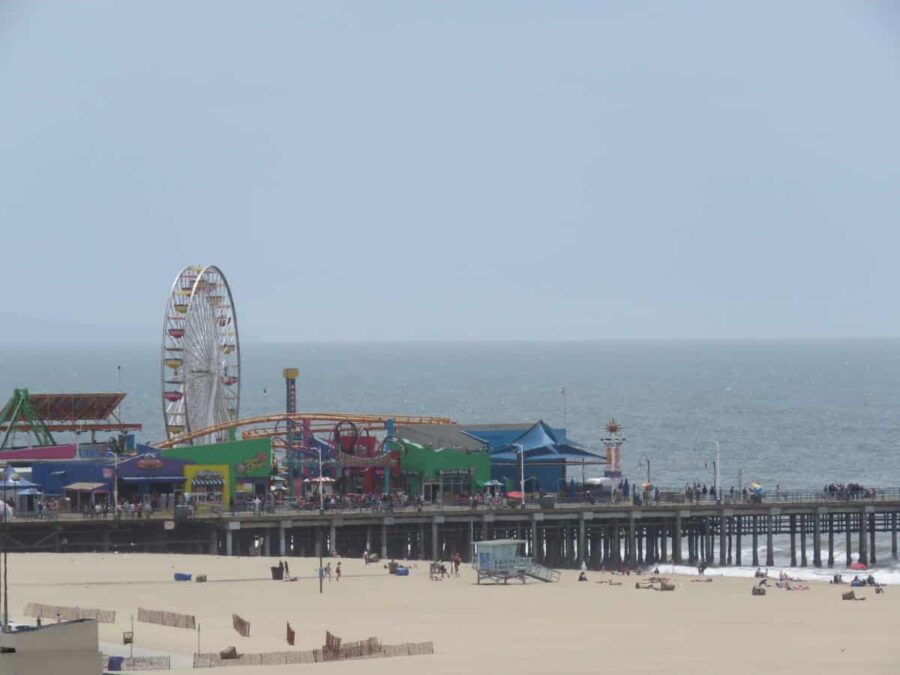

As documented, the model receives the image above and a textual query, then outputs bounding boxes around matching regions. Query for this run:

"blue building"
[467,421,599,493]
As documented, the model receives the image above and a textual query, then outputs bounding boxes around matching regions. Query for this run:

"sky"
[1,1,899,342]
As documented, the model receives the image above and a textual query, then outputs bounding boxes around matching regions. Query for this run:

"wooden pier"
[3,498,900,569]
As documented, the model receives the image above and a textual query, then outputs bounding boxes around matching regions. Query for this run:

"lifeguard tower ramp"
[472,539,560,584]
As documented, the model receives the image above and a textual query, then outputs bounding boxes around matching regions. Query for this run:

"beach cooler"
[174,572,192,582]
[395,567,409,576]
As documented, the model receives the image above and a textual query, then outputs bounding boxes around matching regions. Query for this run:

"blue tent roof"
[489,421,598,463]
[463,424,569,448]
[0,475,37,489]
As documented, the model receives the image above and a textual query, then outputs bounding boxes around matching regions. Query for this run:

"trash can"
[271,566,284,581]
[107,656,124,671]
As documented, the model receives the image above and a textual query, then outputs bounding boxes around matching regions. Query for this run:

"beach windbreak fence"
[137,607,196,630]
[24,601,116,623]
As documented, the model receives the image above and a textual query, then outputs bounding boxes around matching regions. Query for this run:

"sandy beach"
[6,552,898,674]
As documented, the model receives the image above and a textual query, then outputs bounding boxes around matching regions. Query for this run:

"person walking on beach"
[325,562,332,581]
[363,548,369,565]
[336,561,342,582]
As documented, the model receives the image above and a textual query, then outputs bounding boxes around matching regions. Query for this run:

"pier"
[3,494,900,570]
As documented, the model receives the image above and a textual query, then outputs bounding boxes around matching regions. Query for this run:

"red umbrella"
[849,561,867,571]
[506,491,524,500]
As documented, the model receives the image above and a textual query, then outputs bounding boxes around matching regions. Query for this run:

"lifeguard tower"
[471,539,560,584]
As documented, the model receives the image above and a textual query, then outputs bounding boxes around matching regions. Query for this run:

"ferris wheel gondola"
[161,265,240,444]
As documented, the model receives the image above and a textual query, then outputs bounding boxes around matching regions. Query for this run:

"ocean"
[2,339,900,575]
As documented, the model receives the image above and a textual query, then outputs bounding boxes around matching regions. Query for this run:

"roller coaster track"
[156,412,454,448]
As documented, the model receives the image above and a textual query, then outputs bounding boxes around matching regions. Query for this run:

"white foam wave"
[659,563,900,586]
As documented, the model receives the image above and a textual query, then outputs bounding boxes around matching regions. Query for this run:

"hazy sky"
[1,1,898,342]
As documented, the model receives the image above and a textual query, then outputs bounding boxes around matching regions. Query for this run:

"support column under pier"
[751,516,759,567]
[628,516,637,567]
[869,513,876,566]
[800,515,807,567]
[892,513,898,561]
[431,518,439,561]
[735,516,742,567]
[827,514,835,567]
[765,511,775,567]
[845,514,852,567]
[790,515,797,567]
[578,515,587,565]
[719,513,727,567]
[858,511,868,567]
[813,512,822,568]
[226,529,233,557]
[673,513,682,564]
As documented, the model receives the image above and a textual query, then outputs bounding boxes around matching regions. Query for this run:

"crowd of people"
[823,483,875,500]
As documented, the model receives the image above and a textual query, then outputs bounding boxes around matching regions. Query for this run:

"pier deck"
[3,496,899,570]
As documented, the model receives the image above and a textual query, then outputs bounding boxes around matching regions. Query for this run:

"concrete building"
[0,619,102,675]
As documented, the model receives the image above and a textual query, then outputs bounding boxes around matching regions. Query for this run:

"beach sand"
[6,552,898,674]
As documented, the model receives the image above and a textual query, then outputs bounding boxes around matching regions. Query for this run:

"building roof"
[395,423,534,451]
[29,393,125,422]
[0,444,78,461]
[490,421,603,464]
[63,482,107,492]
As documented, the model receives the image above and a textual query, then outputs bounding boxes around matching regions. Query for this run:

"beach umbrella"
[849,561,867,571]
[506,491,524,500]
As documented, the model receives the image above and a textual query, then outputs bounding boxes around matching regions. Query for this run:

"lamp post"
[640,456,651,484]
[708,440,721,502]
[514,443,525,509]
[109,452,155,517]
[317,445,324,595]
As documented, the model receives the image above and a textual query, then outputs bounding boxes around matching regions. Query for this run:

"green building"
[398,440,490,502]
[161,438,272,505]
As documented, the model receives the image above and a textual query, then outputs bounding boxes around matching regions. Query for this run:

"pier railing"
[8,487,900,524]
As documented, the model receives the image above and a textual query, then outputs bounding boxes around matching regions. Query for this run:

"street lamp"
[708,440,721,502]
[109,451,145,516]
[316,445,324,595]
[513,443,525,509]
[639,456,651,484]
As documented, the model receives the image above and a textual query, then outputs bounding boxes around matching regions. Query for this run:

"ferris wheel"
[161,265,240,444]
